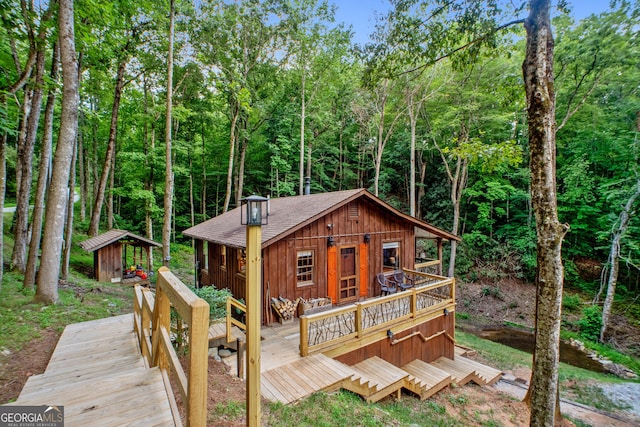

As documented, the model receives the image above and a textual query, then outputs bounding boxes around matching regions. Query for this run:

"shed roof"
[183,189,460,249]
[79,229,162,252]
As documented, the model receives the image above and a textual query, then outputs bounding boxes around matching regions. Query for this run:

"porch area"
[210,268,502,405]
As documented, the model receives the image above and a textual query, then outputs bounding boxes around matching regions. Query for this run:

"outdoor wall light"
[443,308,449,316]
[364,233,371,244]
[241,195,269,226]
[327,236,335,247]
[387,329,394,340]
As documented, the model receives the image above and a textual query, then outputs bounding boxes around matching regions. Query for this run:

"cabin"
[183,188,459,325]
[79,229,161,284]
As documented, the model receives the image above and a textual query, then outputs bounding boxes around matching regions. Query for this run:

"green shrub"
[189,285,233,321]
[562,294,582,313]
[577,305,602,342]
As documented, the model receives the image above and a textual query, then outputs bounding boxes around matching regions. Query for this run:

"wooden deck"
[13,314,176,427]
[214,318,502,405]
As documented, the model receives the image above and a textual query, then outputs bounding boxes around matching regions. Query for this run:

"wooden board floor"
[13,314,176,427]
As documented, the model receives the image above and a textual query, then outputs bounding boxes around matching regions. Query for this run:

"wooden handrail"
[300,272,455,356]
[226,296,247,343]
[133,267,210,427]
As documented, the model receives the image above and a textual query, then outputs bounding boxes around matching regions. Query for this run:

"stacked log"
[271,296,298,321]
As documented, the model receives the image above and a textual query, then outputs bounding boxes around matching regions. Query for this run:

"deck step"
[453,355,503,385]
[401,359,452,400]
[260,353,354,404]
[343,356,408,403]
[431,356,477,385]
[431,355,502,386]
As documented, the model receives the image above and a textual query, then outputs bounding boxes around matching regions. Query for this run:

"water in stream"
[465,325,607,373]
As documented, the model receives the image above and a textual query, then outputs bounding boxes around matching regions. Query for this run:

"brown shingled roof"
[79,229,162,252]
[183,189,459,249]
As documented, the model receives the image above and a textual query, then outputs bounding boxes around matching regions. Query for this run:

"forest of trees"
[2,0,639,298]
[2,1,639,423]
[2,0,639,296]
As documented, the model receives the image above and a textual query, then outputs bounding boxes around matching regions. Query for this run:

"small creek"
[463,325,607,373]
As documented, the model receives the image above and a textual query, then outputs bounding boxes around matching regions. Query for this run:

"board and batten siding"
[200,197,417,324]
[263,198,416,309]
[95,242,122,282]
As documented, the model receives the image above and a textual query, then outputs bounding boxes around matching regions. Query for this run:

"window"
[383,242,400,271]
[297,250,314,285]
[220,245,227,269]
[238,249,246,274]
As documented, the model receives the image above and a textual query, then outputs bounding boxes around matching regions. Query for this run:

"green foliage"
[189,285,232,321]
[562,294,582,313]
[578,306,603,342]
[0,270,133,354]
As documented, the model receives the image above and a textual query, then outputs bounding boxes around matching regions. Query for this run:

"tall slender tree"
[163,0,175,266]
[24,43,59,288]
[37,0,78,303]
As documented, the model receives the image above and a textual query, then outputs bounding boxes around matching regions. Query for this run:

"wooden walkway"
[14,314,176,427]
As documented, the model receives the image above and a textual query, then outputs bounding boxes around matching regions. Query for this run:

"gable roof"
[183,189,460,249]
[79,229,162,253]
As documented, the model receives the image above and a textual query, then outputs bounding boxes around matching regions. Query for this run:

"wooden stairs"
[343,356,409,403]
[11,315,176,427]
[260,353,355,404]
[402,359,453,400]
[260,352,502,405]
[432,355,502,386]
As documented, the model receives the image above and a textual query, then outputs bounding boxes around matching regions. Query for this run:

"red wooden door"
[338,246,358,303]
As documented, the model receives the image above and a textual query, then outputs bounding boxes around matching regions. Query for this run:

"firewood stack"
[271,296,298,321]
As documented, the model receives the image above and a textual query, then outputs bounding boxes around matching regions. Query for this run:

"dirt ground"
[0,328,59,404]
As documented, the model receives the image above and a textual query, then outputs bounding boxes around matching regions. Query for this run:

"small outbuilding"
[79,229,161,283]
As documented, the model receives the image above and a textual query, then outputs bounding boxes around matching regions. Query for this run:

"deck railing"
[414,259,441,275]
[299,269,454,356]
[133,266,210,427]
[226,296,247,342]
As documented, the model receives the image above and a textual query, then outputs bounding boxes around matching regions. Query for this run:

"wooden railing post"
[410,287,417,318]
[355,304,363,338]
[187,299,209,427]
[152,267,171,370]
[300,315,309,356]
[226,297,232,343]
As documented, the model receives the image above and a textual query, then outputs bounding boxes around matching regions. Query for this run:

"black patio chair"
[393,270,414,291]
[376,273,397,296]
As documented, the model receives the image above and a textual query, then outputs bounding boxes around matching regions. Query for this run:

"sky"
[332,0,615,45]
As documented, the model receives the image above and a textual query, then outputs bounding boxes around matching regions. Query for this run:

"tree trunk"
[12,49,44,272]
[417,154,427,219]
[162,0,175,266]
[223,102,239,213]
[599,178,640,342]
[299,71,306,195]
[24,43,59,288]
[61,137,77,280]
[0,123,6,289]
[37,0,78,304]
[523,1,569,425]
[107,151,115,229]
[88,60,127,236]
[143,74,155,269]
[189,147,195,227]
[409,93,417,217]
[201,122,207,218]
[235,131,248,207]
